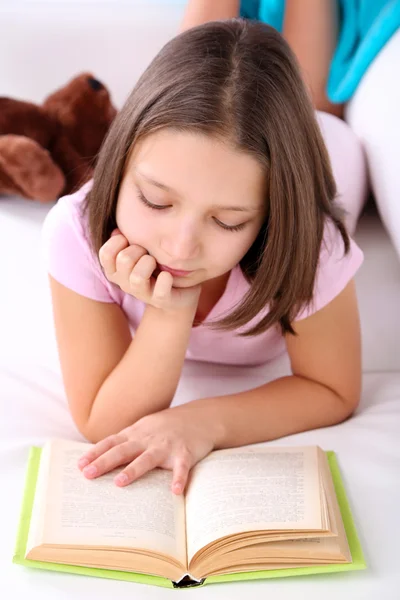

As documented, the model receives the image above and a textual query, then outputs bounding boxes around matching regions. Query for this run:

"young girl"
[42,19,364,496]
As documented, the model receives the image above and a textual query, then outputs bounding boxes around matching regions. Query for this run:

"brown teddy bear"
[0,73,117,202]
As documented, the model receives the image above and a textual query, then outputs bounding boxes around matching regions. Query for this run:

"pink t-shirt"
[41,181,364,366]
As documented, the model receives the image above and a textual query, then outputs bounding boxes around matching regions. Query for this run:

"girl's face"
[116,129,266,288]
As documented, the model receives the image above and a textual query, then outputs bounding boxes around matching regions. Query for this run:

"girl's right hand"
[99,229,201,313]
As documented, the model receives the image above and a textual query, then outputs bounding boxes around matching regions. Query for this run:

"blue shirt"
[240,0,400,102]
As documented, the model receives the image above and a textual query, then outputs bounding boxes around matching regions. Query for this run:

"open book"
[13,440,365,588]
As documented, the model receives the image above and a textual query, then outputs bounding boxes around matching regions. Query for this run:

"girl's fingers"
[116,245,148,280]
[82,441,142,479]
[99,235,129,277]
[129,254,157,294]
[77,433,125,470]
[130,254,157,279]
[114,449,162,487]
[171,455,191,495]
[153,270,173,302]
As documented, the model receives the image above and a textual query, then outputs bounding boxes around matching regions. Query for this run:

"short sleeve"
[295,221,364,321]
[41,185,115,303]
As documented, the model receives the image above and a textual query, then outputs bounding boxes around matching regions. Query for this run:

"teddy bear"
[0,73,117,202]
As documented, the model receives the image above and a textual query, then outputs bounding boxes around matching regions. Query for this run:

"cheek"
[225,231,259,264]
[115,195,155,248]
[208,238,250,273]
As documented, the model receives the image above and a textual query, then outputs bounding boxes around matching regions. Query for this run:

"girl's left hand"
[77,406,218,494]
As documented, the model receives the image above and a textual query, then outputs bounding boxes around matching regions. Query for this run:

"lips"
[158,264,193,277]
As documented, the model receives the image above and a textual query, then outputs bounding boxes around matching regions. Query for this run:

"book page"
[39,440,186,564]
[317,448,351,561]
[185,446,322,562]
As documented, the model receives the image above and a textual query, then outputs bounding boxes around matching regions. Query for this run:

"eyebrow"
[135,169,260,213]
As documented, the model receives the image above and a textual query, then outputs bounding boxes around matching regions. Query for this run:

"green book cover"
[13,447,366,589]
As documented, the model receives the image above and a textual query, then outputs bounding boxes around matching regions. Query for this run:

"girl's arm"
[49,276,196,443]
[182,280,361,448]
[283,0,343,118]
[76,279,361,492]
[180,0,239,32]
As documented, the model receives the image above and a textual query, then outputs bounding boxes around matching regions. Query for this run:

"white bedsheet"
[1,195,400,599]
[1,362,400,599]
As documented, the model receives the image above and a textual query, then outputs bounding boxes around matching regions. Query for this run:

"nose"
[160,221,200,263]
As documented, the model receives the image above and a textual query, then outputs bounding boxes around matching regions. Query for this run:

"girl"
[42,19,364,495]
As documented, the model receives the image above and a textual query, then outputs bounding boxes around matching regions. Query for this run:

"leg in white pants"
[345,29,400,258]
[316,111,369,236]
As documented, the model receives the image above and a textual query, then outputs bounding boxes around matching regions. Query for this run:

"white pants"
[316,28,400,258]
[345,28,400,257]
[316,110,368,236]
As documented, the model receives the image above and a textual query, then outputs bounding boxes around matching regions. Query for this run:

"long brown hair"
[83,18,349,336]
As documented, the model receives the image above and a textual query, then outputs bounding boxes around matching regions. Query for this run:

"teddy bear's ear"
[42,73,106,114]
[87,77,104,92]
[41,73,117,163]
[42,73,116,129]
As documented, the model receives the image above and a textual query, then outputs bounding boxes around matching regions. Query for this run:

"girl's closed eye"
[137,189,169,211]
[136,189,248,232]
[213,219,247,232]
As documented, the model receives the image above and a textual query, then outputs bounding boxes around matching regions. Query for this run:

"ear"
[43,73,117,163]
[43,73,116,123]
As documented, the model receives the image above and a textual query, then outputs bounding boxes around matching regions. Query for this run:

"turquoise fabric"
[240,0,400,102]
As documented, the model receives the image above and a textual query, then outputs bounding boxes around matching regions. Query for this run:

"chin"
[171,279,199,288]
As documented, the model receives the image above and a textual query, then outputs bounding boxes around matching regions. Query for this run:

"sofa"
[1,2,399,598]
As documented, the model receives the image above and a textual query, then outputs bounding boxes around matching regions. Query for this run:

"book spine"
[172,574,206,588]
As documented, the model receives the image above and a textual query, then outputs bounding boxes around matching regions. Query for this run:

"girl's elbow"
[75,418,99,444]
[79,416,119,444]
[336,388,361,422]
[74,409,113,444]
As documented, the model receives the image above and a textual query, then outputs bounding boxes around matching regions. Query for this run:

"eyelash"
[136,190,247,233]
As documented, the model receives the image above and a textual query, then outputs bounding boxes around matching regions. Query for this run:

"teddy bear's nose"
[87,77,104,91]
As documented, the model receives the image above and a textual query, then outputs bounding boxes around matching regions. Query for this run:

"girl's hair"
[83,18,349,336]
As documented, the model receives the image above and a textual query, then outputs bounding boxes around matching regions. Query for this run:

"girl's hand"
[99,229,201,312]
[77,406,218,494]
